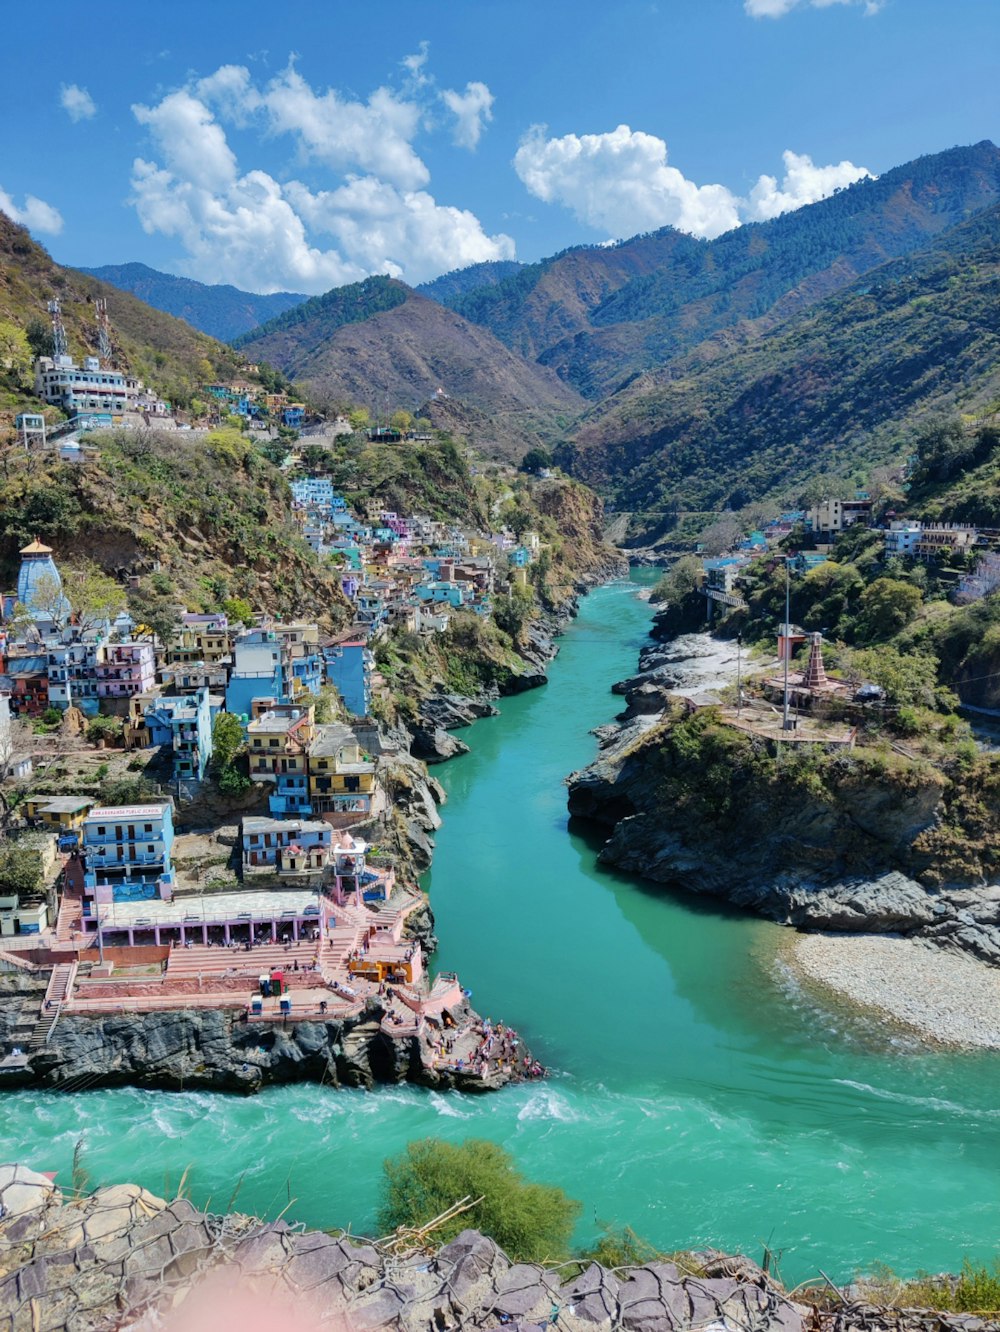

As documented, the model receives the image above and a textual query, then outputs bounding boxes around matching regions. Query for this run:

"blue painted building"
[144,687,213,782]
[323,640,374,717]
[82,803,175,901]
[226,631,291,717]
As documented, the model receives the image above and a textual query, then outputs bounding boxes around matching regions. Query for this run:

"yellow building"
[24,796,94,843]
[308,723,376,817]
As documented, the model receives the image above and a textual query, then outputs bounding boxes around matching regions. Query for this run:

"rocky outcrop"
[568,633,1000,965]
[26,992,515,1095]
[1,1166,991,1332]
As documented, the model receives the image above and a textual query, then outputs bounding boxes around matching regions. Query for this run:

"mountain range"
[11,139,1000,540]
[78,262,308,342]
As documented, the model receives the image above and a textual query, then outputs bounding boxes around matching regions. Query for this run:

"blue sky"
[0,0,996,294]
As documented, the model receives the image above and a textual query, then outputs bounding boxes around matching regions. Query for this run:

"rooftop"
[309,723,359,758]
[34,797,93,814]
[242,816,331,836]
[95,886,321,929]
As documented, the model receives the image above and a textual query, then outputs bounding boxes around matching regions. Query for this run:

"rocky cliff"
[0,1165,990,1332]
[568,640,1000,966]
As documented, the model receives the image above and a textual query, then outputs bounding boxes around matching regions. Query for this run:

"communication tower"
[95,297,113,365]
[47,299,68,359]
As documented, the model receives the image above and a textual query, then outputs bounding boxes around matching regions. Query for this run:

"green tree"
[86,714,123,745]
[128,580,182,647]
[211,712,245,770]
[652,555,701,605]
[849,645,938,707]
[378,1138,581,1263]
[64,565,127,633]
[390,409,413,433]
[222,597,254,626]
[0,842,44,897]
[854,577,923,643]
[0,320,32,386]
[348,406,371,431]
[493,582,537,641]
[519,447,552,475]
[24,319,54,360]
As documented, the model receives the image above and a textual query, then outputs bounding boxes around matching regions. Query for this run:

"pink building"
[96,642,156,699]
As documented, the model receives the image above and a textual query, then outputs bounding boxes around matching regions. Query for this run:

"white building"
[34,354,127,415]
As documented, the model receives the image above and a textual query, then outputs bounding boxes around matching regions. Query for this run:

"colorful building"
[24,795,94,849]
[81,803,175,902]
[308,723,375,818]
[323,640,374,717]
[247,703,316,816]
[144,687,213,782]
[96,642,156,700]
[226,630,291,717]
[241,815,332,877]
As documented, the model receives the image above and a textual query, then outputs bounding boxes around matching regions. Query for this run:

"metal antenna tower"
[47,299,67,359]
[95,297,112,365]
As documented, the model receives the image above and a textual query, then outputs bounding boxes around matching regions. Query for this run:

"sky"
[0,0,996,295]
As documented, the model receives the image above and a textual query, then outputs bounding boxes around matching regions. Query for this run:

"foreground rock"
[5,1166,991,1332]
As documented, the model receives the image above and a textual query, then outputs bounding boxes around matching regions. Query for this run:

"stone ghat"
[0,1165,992,1332]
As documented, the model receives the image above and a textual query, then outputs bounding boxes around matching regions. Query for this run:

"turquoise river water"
[3,572,1000,1282]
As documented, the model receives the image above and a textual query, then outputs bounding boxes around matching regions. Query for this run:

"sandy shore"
[788,932,1000,1050]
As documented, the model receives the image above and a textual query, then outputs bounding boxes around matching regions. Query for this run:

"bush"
[86,714,124,745]
[378,1138,581,1263]
[41,706,63,727]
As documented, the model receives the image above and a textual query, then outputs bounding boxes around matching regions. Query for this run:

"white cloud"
[0,186,63,235]
[129,63,513,293]
[514,125,871,242]
[745,0,883,16]
[60,83,96,122]
[746,149,872,220]
[442,81,494,150]
[401,42,431,88]
[514,124,741,240]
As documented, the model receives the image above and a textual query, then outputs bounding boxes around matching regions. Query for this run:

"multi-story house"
[5,653,49,717]
[96,642,156,700]
[308,723,376,818]
[226,630,292,716]
[159,662,229,696]
[167,615,234,667]
[144,687,213,783]
[241,815,332,878]
[272,624,323,698]
[247,703,316,817]
[46,640,103,714]
[322,638,374,717]
[34,354,128,416]
[81,803,175,902]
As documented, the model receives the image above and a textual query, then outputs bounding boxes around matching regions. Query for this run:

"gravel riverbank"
[789,932,1000,1049]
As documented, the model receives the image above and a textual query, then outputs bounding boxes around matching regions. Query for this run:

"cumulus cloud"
[514,124,742,240]
[746,149,872,220]
[442,81,494,150]
[0,186,63,235]
[129,62,512,292]
[745,0,883,16]
[514,124,871,241]
[60,83,96,122]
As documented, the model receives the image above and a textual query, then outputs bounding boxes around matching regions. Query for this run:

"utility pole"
[736,631,743,718]
[782,557,792,732]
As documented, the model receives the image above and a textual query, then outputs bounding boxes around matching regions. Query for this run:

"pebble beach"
[789,932,1000,1049]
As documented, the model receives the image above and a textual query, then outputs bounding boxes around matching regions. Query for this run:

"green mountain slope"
[0,216,253,412]
[447,141,1000,400]
[236,276,584,461]
[562,201,1000,540]
[417,260,524,304]
[80,262,308,341]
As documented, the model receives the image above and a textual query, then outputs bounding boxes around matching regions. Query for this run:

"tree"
[378,1139,581,1263]
[222,597,254,626]
[854,577,922,643]
[390,409,413,433]
[0,842,44,897]
[493,583,536,641]
[848,645,938,707]
[128,581,182,647]
[519,447,552,475]
[86,714,123,746]
[652,555,701,606]
[348,407,371,431]
[25,570,71,631]
[0,321,31,387]
[211,712,245,771]
[697,516,742,557]
[24,319,53,360]
[64,566,127,633]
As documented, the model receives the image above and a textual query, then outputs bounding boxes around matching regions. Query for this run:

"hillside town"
[0,469,546,1085]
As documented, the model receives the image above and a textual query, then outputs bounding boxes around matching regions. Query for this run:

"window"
[144,823,152,832]
[147,845,154,854]
[97,826,105,835]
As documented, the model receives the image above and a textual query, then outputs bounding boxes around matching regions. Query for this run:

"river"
[3,572,1000,1284]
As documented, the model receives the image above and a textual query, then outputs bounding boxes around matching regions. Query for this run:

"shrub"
[86,714,124,745]
[41,707,62,727]
[378,1138,581,1263]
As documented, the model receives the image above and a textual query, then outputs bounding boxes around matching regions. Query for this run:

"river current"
[3,572,999,1283]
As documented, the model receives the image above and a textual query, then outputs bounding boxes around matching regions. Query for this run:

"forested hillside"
[0,217,254,413]
[446,141,1000,400]
[80,262,307,341]
[563,201,1000,541]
